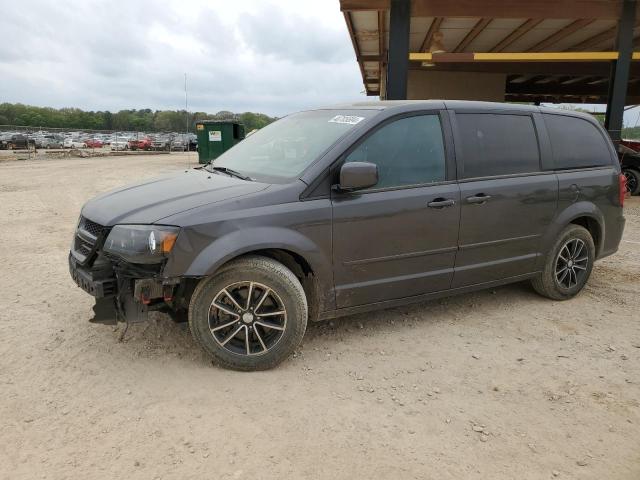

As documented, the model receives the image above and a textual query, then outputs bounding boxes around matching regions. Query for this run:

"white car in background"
[110,139,129,151]
[63,138,87,149]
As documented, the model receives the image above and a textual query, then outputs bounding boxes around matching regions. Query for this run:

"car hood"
[81,168,269,226]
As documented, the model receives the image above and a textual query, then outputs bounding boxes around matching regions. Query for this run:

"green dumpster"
[195,120,245,164]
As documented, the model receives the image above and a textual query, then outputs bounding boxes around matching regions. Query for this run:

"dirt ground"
[1,153,639,480]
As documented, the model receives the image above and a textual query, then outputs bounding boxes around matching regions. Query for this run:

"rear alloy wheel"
[554,239,589,289]
[531,224,595,300]
[189,256,308,371]
[623,168,640,195]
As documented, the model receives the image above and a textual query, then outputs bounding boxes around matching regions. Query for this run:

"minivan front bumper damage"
[69,216,181,325]
[69,253,175,324]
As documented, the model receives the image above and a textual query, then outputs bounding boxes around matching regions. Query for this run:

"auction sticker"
[329,115,365,125]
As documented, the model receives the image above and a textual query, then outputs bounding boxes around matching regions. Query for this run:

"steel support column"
[386,0,411,100]
[605,0,636,141]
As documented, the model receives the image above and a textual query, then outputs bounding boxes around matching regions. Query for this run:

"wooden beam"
[408,0,623,18]
[340,0,388,11]
[343,11,370,94]
[454,18,492,53]
[561,75,597,84]
[341,0,633,18]
[409,61,640,76]
[568,25,617,51]
[506,82,640,97]
[569,23,640,51]
[527,19,595,51]
[359,54,382,62]
[378,9,385,97]
[491,19,543,52]
[474,51,621,61]
[419,17,443,53]
[409,51,636,62]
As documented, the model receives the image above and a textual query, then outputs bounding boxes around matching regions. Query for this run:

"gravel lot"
[1,153,639,480]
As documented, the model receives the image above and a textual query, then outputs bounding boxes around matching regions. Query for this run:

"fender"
[537,201,604,269]
[165,226,336,311]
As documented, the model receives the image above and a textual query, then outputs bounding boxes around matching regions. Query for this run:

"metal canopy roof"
[340,0,640,103]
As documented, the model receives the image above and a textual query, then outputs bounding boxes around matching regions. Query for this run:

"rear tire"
[189,255,308,371]
[531,225,595,300]
[623,168,640,195]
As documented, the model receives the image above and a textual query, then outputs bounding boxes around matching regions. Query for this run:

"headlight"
[103,225,180,264]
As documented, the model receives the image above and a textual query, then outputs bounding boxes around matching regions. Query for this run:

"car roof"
[315,100,597,121]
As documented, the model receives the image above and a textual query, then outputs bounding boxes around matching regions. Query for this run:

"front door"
[451,112,558,288]
[331,113,460,309]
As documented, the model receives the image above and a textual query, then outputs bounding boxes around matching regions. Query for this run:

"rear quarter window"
[543,114,613,169]
[456,113,540,179]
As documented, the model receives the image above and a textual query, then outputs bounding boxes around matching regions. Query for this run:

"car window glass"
[543,114,612,169]
[214,109,377,183]
[456,114,540,178]
[344,114,446,189]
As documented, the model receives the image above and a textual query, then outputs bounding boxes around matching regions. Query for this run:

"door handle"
[427,198,456,208]
[466,194,491,204]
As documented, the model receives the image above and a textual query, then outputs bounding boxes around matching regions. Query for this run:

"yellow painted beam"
[409,52,640,62]
[474,52,618,61]
[409,53,432,61]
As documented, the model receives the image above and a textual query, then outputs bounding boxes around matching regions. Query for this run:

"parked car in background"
[129,137,152,151]
[150,136,170,151]
[69,101,625,371]
[63,138,87,149]
[85,139,104,149]
[1,134,32,150]
[618,143,640,195]
[110,139,129,151]
[170,138,186,151]
[620,139,640,153]
[36,135,64,149]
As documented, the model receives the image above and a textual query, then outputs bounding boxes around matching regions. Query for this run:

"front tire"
[189,256,308,371]
[531,224,595,300]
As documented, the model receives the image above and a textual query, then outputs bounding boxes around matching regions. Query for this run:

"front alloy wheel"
[189,256,308,371]
[209,281,287,356]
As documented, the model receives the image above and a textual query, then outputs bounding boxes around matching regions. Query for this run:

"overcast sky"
[2,1,639,124]
[0,0,364,116]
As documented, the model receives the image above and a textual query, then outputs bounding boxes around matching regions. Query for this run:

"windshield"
[211,109,377,183]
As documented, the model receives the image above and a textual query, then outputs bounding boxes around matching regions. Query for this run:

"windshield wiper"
[206,165,252,181]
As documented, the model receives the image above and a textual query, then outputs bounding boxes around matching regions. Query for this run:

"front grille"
[73,216,106,265]
[79,216,104,237]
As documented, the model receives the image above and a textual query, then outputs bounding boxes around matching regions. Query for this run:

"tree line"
[0,103,276,133]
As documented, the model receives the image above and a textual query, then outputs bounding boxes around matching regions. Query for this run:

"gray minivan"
[69,101,626,370]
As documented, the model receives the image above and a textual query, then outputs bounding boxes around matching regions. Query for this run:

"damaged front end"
[69,216,186,325]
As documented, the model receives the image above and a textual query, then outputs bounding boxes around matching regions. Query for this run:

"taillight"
[619,173,626,207]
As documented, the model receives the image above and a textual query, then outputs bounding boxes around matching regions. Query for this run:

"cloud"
[0,0,365,116]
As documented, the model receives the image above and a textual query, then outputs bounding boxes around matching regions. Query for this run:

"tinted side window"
[544,114,612,169]
[344,114,445,189]
[456,114,540,178]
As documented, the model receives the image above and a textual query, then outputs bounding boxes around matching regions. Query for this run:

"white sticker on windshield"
[328,115,365,125]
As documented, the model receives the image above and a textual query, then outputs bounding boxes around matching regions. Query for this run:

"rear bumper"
[599,214,626,259]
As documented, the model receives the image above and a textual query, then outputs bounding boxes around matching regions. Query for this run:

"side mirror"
[338,162,378,191]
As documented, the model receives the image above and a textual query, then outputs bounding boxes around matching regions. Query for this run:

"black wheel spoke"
[209,281,287,356]
[220,325,244,346]
[555,238,588,290]
[254,320,285,331]
[222,288,244,311]
[212,302,239,318]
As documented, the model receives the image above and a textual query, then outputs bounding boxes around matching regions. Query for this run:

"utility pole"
[184,73,189,135]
